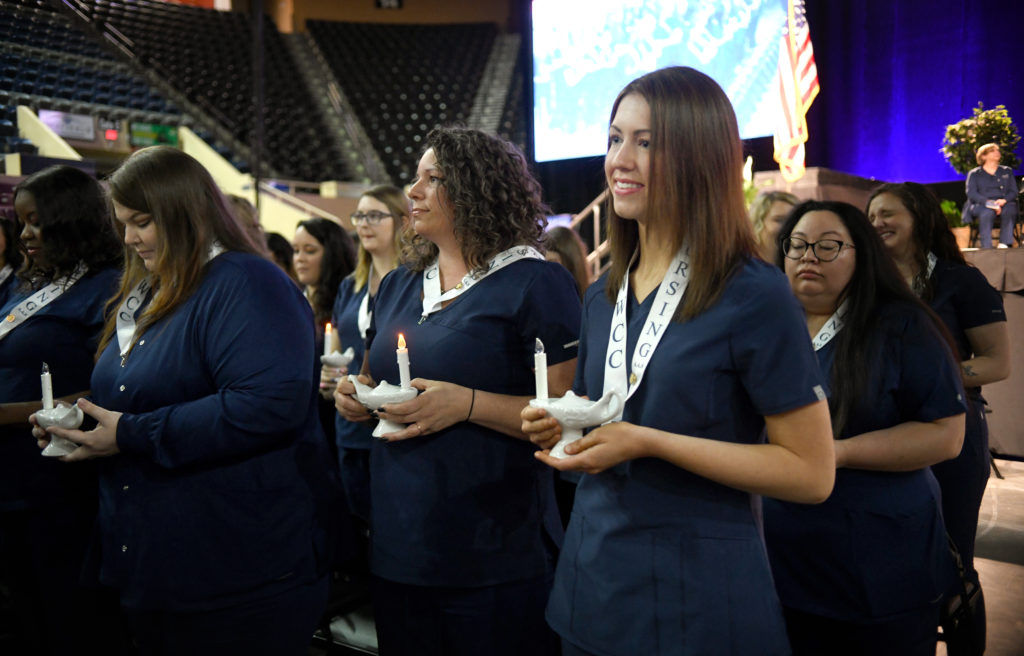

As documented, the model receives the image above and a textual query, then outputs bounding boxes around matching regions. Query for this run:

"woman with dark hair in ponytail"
[764,200,966,655]
[868,182,1009,655]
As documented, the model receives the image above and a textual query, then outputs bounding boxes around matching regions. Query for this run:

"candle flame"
[325,322,332,333]
[41,362,50,374]
[398,333,406,349]
[535,338,545,354]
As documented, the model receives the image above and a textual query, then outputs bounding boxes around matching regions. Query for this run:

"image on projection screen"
[532,0,787,162]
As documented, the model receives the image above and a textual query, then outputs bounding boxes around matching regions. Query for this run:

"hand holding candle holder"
[320,346,355,369]
[35,363,82,457]
[347,375,418,438]
[529,390,624,459]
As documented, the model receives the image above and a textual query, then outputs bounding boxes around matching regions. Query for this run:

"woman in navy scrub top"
[520,66,836,656]
[868,182,1009,655]
[326,184,407,524]
[1,166,123,654]
[764,201,966,656]
[335,126,580,656]
[962,143,1018,248]
[35,147,339,656]
[0,214,22,306]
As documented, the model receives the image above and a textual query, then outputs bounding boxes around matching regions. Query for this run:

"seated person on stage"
[963,143,1018,248]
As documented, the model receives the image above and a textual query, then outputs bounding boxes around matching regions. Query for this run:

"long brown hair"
[605,66,756,320]
[97,146,264,357]
[866,182,965,300]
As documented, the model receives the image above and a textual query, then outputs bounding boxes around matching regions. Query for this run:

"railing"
[571,189,610,281]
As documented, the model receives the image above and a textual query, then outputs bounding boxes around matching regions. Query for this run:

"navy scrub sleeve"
[331,275,374,521]
[331,276,373,451]
[929,259,1005,579]
[550,258,826,656]
[90,252,340,611]
[364,259,581,587]
[0,267,119,510]
[764,302,965,622]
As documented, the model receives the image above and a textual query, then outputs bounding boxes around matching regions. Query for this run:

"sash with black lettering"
[603,247,690,422]
[420,245,543,321]
[0,262,87,342]
[116,242,225,360]
[811,298,849,351]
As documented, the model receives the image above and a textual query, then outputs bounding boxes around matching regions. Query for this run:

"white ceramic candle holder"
[529,390,623,459]
[347,375,419,438]
[35,403,84,457]
[321,347,356,369]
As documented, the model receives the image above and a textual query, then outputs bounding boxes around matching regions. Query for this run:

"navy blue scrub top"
[966,164,1018,206]
[764,301,965,622]
[332,275,374,450]
[0,267,119,511]
[90,252,337,611]
[548,258,825,656]
[364,259,581,587]
[929,258,1005,399]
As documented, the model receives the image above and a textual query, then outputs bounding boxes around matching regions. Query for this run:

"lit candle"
[534,338,548,401]
[397,333,411,389]
[41,362,54,410]
[324,322,333,358]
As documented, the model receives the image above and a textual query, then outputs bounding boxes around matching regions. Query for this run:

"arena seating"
[80,0,349,182]
[307,19,497,185]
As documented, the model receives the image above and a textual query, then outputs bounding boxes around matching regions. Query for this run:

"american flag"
[773,0,819,182]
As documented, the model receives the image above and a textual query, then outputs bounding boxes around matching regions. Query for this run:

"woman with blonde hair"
[749,190,799,260]
[325,183,408,522]
[963,143,1018,248]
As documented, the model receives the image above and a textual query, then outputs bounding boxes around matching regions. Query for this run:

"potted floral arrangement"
[941,103,1021,175]
[940,198,971,248]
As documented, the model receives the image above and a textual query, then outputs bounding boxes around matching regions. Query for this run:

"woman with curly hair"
[335,126,581,655]
[1,165,123,654]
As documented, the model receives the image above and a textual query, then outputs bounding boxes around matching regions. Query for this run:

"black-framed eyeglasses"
[350,211,393,226]
[782,237,854,262]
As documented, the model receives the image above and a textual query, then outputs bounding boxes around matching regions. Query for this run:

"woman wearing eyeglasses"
[325,185,408,523]
[868,182,1009,655]
[764,200,966,656]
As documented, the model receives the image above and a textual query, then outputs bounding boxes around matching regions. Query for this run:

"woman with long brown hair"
[521,66,835,656]
[36,146,340,655]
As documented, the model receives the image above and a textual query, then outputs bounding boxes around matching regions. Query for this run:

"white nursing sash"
[603,248,690,422]
[811,299,849,352]
[357,265,372,340]
[0,262,88,342]
[116,242,226,359]
[420,245,543,320]
[0,264,12,290]
[926,252,937,279]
